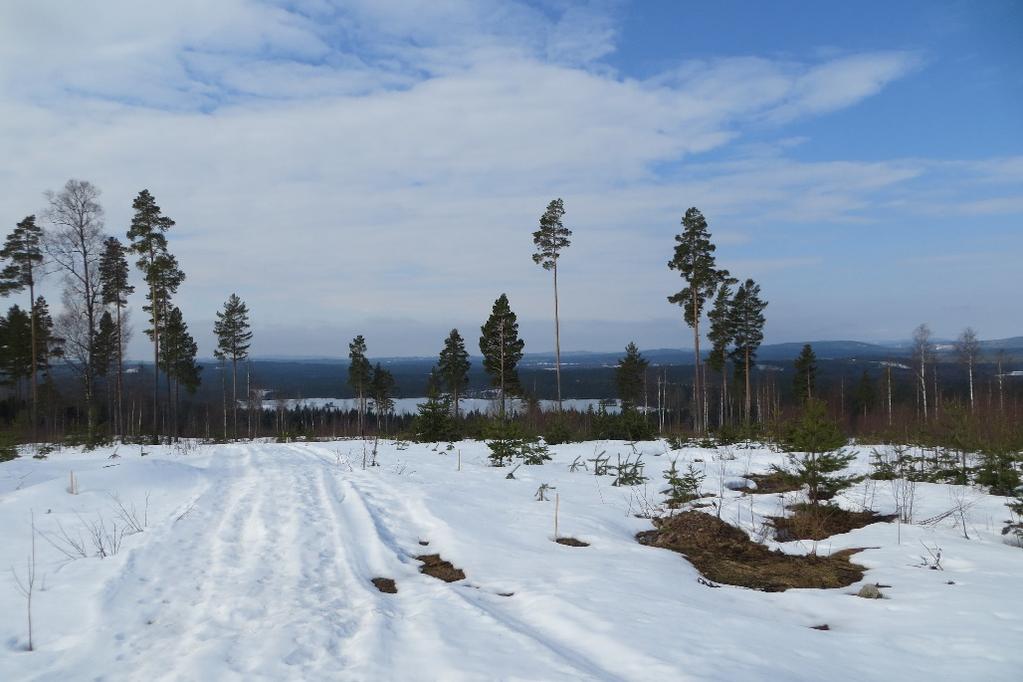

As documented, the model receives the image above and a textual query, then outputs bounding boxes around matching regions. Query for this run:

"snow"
[1,440,1021,681]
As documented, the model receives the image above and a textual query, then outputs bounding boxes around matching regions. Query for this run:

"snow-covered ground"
[1,440,1020,681]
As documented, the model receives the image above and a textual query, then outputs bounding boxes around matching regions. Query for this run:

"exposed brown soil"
[636,511,865,592]
[746,471,803,494]
[770,503,896,542]
[555,537,590,547]
[371,577,397,593]
[416,554,466,582]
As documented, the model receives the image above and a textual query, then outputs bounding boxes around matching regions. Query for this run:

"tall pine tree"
[348,335,371,436]
[438,328,470,417]
[668,207,727,433]
[127,190,183,439]
[532,198,572,410]
[0,215,45,432]
[479,293,524,418]
[728,278,767,423]
[213,294,252,439]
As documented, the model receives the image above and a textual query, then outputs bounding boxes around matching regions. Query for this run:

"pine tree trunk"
[28,279,37,441]
[150,246,160,443]
[115,302,123,438]
[553,263,562,411]
[744,347,751,423]
[231,357,238,439]
[691,294,702,433]
[500,325,506,419]
[221,362,227,441]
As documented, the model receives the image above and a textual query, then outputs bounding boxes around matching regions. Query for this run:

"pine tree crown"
[532,198,572,270]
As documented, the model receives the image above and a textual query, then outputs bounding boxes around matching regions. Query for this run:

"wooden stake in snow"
[554,493,560,540]
[68,470,78,495]
[457,449,461,472]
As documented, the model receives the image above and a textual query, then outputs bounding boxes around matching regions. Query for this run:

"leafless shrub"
[916,541,943,570]
[11,511,39,651]
[109,492,149,534]
[78,512,127,558]
[40,519,89,562]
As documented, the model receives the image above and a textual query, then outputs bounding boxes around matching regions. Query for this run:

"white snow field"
[1,440,1021,681]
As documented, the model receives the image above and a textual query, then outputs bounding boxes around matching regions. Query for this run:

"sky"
[1,0,1021,359]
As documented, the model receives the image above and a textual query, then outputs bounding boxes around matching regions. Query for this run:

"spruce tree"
[780,399,857,506]
[31,297,63,379]
[479,293,524,418]
[615,342,648,410]
[0,215,45,431]
[706,280,736,428]
[371,363,396,431]
[162,305,201,438]
[437,328,470,417]
[413,368,456,443]
[1,305,33,395]
[728,278,767,423]
[532,198,572,410]
[348,335,371,436]
[93,311,117,384]
[853,370,876,419]
[792,344,817,405]
[213,294,252,439]
[668,207,727,433]
[99,236,134,435]
[127,190,183,439]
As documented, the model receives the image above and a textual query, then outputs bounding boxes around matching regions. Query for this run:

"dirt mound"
[746,471,802,494]
[555,537,589,547]
[636,511,865,592]
[770,504,895,541]
[416,554,466,582]
[371,577,397,593]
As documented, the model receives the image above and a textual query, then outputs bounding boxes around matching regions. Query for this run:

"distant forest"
[0,184,1020,448]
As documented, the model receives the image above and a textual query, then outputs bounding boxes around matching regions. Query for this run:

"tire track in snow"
[300,443,623,681]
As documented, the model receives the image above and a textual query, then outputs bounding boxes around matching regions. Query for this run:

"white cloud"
[0,1,1016,356]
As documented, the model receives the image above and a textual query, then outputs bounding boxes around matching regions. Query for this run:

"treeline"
[1,190,1020,459]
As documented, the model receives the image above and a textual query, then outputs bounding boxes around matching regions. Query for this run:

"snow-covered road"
[2,441,1021,681]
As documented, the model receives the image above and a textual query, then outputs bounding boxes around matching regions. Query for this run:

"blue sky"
[0,0,1020,357]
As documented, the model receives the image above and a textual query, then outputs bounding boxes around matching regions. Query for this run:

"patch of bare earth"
[416,554,466,582]
[555,537,589,547]
[371,577,397,593]
[746,471,803,494]
[636,511,865,592]
[770,503,896,542]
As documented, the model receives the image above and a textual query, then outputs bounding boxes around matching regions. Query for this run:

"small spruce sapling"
[1003,485,1023,548]
[663,458,705,508]
[779,399,859,506]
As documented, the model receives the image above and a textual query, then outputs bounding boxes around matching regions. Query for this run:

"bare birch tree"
[955,327,980,412]
[911,323,933,422]
[45,180,106,441]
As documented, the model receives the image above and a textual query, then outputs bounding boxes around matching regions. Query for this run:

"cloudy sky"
[1,0,1021,358]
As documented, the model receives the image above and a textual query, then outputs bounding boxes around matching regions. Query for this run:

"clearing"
[1,440,1020,681]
